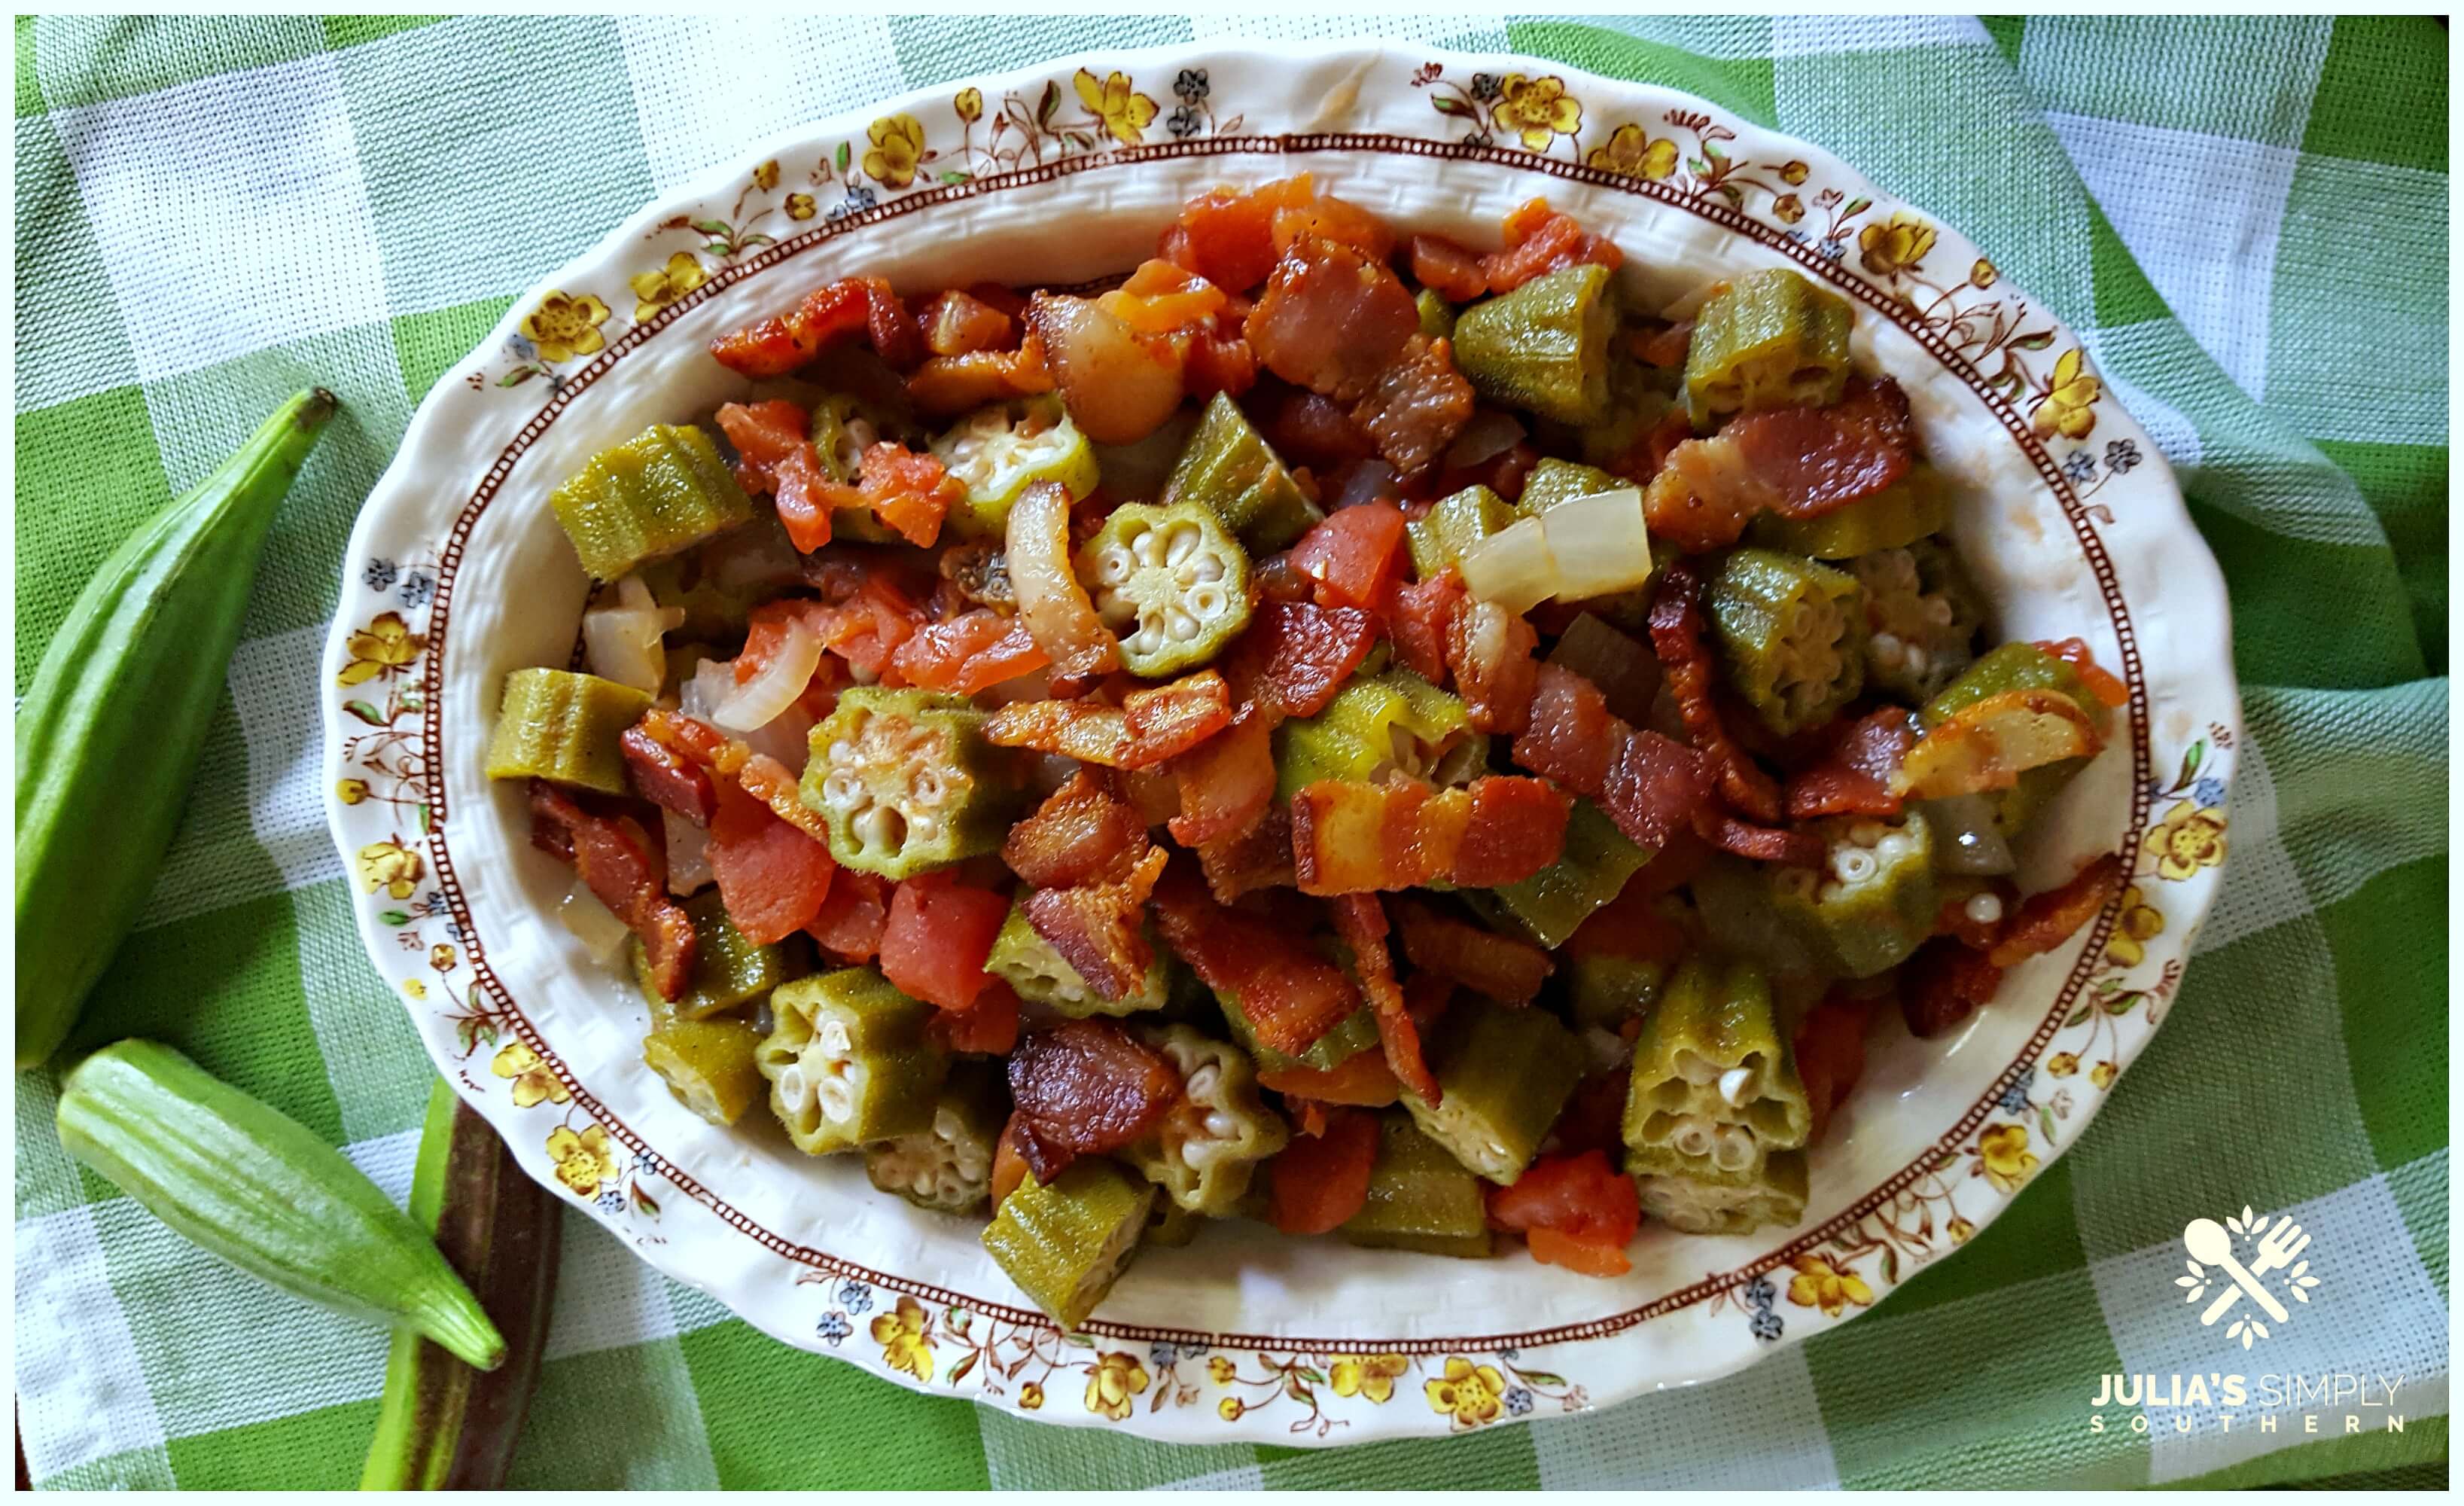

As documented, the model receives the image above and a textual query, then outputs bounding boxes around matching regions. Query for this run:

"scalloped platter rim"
[320,38,2239,1447]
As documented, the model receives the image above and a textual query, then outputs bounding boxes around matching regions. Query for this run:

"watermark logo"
[2177,1205,2320,1347]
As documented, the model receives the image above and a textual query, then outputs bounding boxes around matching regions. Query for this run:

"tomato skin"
[1486,1148,1641,1264]
[1171,187,1280,293]
[878,876,1010,1011]
[1288,501,1407,612]
[1525,1226,1633,1276]
[806,870,891,962]
[706,782,838,944]
[1266,1105,1380,1235]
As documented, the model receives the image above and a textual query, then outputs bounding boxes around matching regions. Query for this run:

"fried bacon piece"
[1194,807,1296,903]
[984,670,1232,770]
[1150,864,1360,1056]
[1446,597,1541,735]
[1024,847,1168,1001]
[1697,811,1826,869]
[906,333,1057,419]
[1289,776,1570,894]
[1512,663,1717,850]
[1245,236,1421,405]
[709,279,872,378]
[1648,562,1784,824]
[918,288,1017,356]
[1785,707,1920,819]
[1390,569,1464,686]
[1794,989,1878,1144]
[1329,895,1441,1106]
[1479,197,1624,294]
[1164,704,1277,848]
[712,399,813,496]
[529,782,696,1000]
[1004,771,1150,889]
[1899,937,2004,1039]
[1256,1050,1405,1108]
[1219,602,1382,723]
[620,724,717,823]
[1006,1019,1184,1181]
[1986,852,2126,969]
[1409,233,1489,302]
[1392,897,1554,1006]
[1642,377,1917,549]
[1349,333,1475,475]
[629,707,830,846]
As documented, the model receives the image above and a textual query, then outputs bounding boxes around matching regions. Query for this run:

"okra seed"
[1718,1065,1757,1108]
[1095,544,1135,586]
[1965,891,2005,925]
[1131,527,1165,566]
[1673,1116,1713,1156]
[1832,846,1879,885]
[1924,596,1955,627]
[1164,525,1199,566]
[1712,1126,1756,1172]
[1184,1062,1221,1099]
[1847,820,1887,847]
[1186,584,1227,620]
[854,804,904,852]
[1166,609,1200,642]
[1872,632,1908,667]
[1674,1050,1720,1086]
[1187,556,1225,584]
[1774,866,1818,900]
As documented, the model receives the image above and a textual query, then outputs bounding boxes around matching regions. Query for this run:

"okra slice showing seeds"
[1622,957,1811,1177]
[1768,809,1939,979]
[634,890,800,1023]
[983,895,1174,1017]
[1405,998,1582,1185]
[1451,263,1616,426]
[1850,536,1983,703]
[1339,1111,1494,1258]
[1121,1025,1290,1216]
[1707,547,1868,735]
[1076,500,1253,678]
[930,398,1099,539]
[980,1157,1156,1331]
[1750,464,1952,560]
[1272,671,1485,803]
[1629,1144,1809,1236]
[1682,267,1853,429]
[865,1061,1007,1215]
[803,685,1017,879]
[1406,485,1516,578]
[756,968,949,1154]
[642,1018,766,1127]
[549,422,754,581]
[1161,390,1322,553]
[483,668,651,794]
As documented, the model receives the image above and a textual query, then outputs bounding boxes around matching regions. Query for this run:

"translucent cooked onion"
[1443,409,1525,469]
[1917,794,2016,875]
[710,617,821,733]
[741,703,817,773]
[1659,276,1733,322]
[1006,480,1119,678]
[1457,515,1559,615]
[1332,459,1400,511]
[556,882,632,963]
[1022,293,1184,445]
[1540,488,1653,601]
[665,809,714,896]
[583,575,684,694]
[680,657,734,721]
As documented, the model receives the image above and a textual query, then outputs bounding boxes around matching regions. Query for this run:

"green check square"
[2266,151,2447,450]
[1881,1155,2088,1320]
[508,1338,723,1489]
[2314,439,2446,668]
[14,384,169,690]
[1259,1414,1540,1489]
[2017,16,2330,150]
[24,14,325,114]
[2302,16,2447,172]
[1507,20,1777,127]
[981,1404,1255,1488]
[166,1397,379,1489]
[888,14,1195,90]
[391,295,516,404]
[675,1318,991,1488]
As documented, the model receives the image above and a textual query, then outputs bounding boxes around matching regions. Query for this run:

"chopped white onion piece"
[680,657,733,722]
[1540,488,1654,602]
[1443,409,1526,469]
[710,618,821,733]
[1457,514,1559,616]
[741,703,817,773]
[664,809,714,896]
[582,575,685,694]
[556,882,632,964]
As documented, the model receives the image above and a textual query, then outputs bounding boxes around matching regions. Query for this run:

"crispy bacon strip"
[1986,852,2126,969]
[1256,1050,1404,1108]
[1601,727,1716,850]
[709,279,871,377]
[1165,703,1277,848]
[620,724,717,823]
[1785,707,1920,819]
[733,754,833,844]
[1194,808,1296,903]
[1698,811,1827,869]
[1648,562,1784,825]
[1244,236,1420,404]
[1349,333,1474,475]
[918,288,1017,356]
[528,782,696,1000]
[1900,937,2005,1039]
[1329,895,1441,1106]
[906,333,1057,419]
[1004,772,1149,889]
[1289,777,1569,894]
[1007,1019,1183,1181]
[1512,664,1715,850]
[1150,865,1360,1055]
[1794,989,1876,1144]
[1641,377,1916,548]
[1219,602,1381,723]
[1390,569,1463,686]
[1446,597,1540,735]
[1393,897,1553,1007]
[1024,846,1168,1002]
[983,671,1232,770]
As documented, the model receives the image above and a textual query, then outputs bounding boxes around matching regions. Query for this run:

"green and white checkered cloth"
[12,14,2447,1491]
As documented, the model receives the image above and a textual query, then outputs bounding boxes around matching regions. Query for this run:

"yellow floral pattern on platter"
[1490,72,1581,150]
[1331,1352,1408,1404]
[872,1296,936,1383]
[1074,69,1157,145]
[491,1041,569,1108]
[520,291,610,363]
[1585,122,1677,180]
[1978,1123,2040,1194]
[1084,1351,1150,1419]
[337,611,423,686]
[2146,800,2228,881]
[629,252,706,322]
[863,113,927,187]
[355,837,422,900]
[1786,1254,1875,1318]
[1424,1357,1509,1429]
[547,1124,618,1197]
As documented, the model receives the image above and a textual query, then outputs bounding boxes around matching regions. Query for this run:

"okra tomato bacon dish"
[488,175,2127,1329]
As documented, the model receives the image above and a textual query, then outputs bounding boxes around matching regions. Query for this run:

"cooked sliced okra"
[1850,536,1983,703]
[755,968,949,1155]
[484,668,652,794]
[635,890,800,1024]
[550,422,754,581]
[1145,1197,1207,1247]
[802,686,1018,879]
[1622,957,1811,1178]
[1415,287,1457,341]
[1629,1144,1808,1236]
[1122,1025,1290,1216]
[980,1157,1156,1331]
[1406,485,1516,578]
[642,1018,766,1126]
[1217,989,1381,1075]
[984,895,1174,1016]
[812,392,922,544]
[1682,268,1853,429]
[865,1061,1007,1214]
[930,398,1098,539]
[1272,671,1485,804]
[1568,953,1671,1032]
[1513,456,1625,519]
[1920,640,2110,840]
[1689,855,1826,979]
[1486,799,1653,949]
[1750,464,1951,559]
[1576,358,1678,472]
[1406,999,1582,1185]
[1451,264,1616,426]
[1707,548,1868,735]
[1768,809,1938,978]
[1339,1111,1494,1257]
[1161,391,1322,553]
[1076,500,1253,678]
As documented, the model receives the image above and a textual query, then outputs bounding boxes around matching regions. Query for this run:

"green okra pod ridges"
[1451,263,1616,426]
[483,667,653,794]
[1623,957,1812,1177]
[635,889,802,1024]
[1406,484,1517,578]
[360,1076,562,1489]
[548,422,754,581]
[643,1018,768,1127]
[1683,267,1854,428]
[1161,390,1321,553]
[981,1158,1156,1331]
[1707,547,1869,736]
[1769,809,1940,979]
[1339,1111,1494,1257]
[1272,670,1482,804]
[57,1041,506,1371]
[1405,999,1583,1186]
[17,389,334,1071]
[1749,463,1952,559]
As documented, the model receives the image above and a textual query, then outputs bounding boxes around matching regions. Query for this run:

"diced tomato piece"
[712,400,811,492]
[736,598,822,684]
[1390,569,1463,684]
[1486,1148,1640,1275]
[878,876,1010,1011]
[889,610,1049,696]
[1265,1105,1380,1236]
[1256,1051,1404,1108]
[937,980,1022,1055]
[1525,1226,1634,1277]
[917,288,1016,357]
[1512,663,1616,794]
[806,869,891,962]
[1793,989,1874,1144]
[906,338,1058,419]
[1564,881,1691,964]
[1184,306,1259,401]
[813,575,927,681]
[1269,187,1396,261]
[851,441,958,547]
[1171,185,1281,294]
[1479,197,1623,294]
[710,279,871,377]
[705,782,837,944]
[1409,233,1489,302]
[1095,258,1229,334]
[2036,636,2131,708]
[1289,501,1407,611]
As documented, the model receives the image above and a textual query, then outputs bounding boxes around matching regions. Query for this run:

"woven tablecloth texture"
[11,14,2449,1491]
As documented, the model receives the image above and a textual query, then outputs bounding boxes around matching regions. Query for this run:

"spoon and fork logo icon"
[2178,1206,2321,1346]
